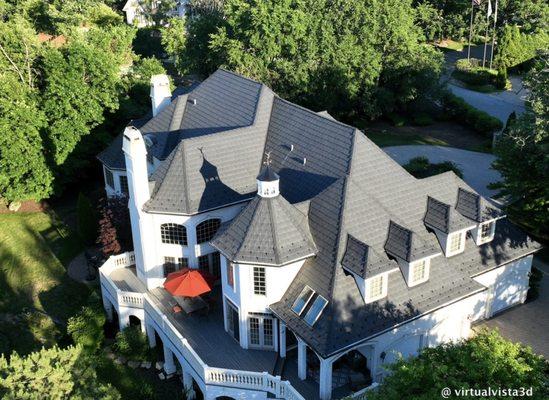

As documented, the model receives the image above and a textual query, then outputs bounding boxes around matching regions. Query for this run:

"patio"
[147,286,278,374]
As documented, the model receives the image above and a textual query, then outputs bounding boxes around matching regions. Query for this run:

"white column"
[297,338,307,380]
[319,358,333,400]
[279,321,287,358]
[182,369,196,400]
[146,325,156,348]
[163,345,176,375]
[102,295,114,321]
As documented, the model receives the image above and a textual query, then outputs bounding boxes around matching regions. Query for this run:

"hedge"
[454,58,499,86]
[442,91,503,136]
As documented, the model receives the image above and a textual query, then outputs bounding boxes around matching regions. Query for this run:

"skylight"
[292,286,315,315]
[303,295,328,326]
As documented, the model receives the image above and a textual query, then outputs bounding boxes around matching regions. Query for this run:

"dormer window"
[364,274,388,303]
[476,221,496,244]
[409,258,430,286]
[446,231,466,256]
[481,222,492,238]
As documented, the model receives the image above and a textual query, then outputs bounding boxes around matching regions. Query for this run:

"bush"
[67,293,106,352]
[454,58,498,86]
[404,157,463,179]
[413,113,434,126]
[527,267,543,301]
[495,67,508,90]
[113,326,149,361]
[442,91,503,136]
[77,192,98,245]
[387,112,406,127]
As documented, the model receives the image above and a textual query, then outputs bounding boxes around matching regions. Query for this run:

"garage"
[485,258,532,317]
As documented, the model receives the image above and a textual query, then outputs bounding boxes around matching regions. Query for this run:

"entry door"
[248,313,274,349]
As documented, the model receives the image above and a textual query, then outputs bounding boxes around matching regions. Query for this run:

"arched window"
[196,218,221,244]
[160,223,187,245]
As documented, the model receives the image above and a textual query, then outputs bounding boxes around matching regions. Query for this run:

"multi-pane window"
[105,168,114,189]
[119,175,129,195]
[481,222,493,239]
[412,260,426,283]
[163,256,188,277]
[368,275,384,299]
[198,252,221,277]
[227,263,234,288]
[248,313,274,349]
[449,233,462,253]
[249,317,260,346]
[253,267,266,295]
[196,218,221,244]
[160,223,187,245]
[292,286,315,315]
[303,295,328,326]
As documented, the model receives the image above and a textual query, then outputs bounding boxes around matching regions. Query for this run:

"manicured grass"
[436,39,464,52]
[364,130,449,148]
[0,212,90,356]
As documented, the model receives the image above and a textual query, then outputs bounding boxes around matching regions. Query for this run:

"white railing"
[99,252,143,309]
[349,382,380,399]
[144,297,305,400]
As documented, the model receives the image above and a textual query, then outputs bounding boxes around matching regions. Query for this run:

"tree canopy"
[0,345,120,399]
[492,53,549,237]
[368,330,548,400]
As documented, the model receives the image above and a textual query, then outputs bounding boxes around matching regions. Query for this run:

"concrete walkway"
[474,258,549,358]
[383,145,501,201]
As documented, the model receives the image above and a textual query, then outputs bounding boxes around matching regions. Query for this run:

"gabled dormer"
[341,235,396,304]
[424,196,476,257]
[384,221,441,287]
[455,188,504,246]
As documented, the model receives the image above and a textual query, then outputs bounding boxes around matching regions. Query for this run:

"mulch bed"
[0,200,49,214]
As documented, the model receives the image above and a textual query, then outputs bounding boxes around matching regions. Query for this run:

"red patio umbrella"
[163,268,212,297]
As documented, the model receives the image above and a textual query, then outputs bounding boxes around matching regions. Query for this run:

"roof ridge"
[216,67,266,87]
[178,141,190,212]
[268,198,282,265]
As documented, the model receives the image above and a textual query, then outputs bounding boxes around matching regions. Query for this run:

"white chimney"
[122,126,150,208]
[150,74,172,117]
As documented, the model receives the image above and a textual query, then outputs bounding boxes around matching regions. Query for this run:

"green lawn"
[364,131,450,147]
[0,212,90,356]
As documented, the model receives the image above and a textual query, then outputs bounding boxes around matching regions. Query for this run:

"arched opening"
[332,349,371,394]
[129,315,141,330]
[154,330,164,361]
[216,397,236,400]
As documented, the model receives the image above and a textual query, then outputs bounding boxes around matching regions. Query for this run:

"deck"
[110,266,146,293]
[147,287,278,374]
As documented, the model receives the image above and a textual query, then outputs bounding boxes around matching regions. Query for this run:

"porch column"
[319,358,333,400]
[146,325,156,348]
[102,295,114,321]
[182,369,196,400]
[279,321,287,358]
[297,338,307,380]
[163,345,176,375]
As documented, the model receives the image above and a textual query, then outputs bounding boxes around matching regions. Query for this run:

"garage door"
[489,268,529,316]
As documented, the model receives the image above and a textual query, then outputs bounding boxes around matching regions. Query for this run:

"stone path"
[383,145,502,201]
[67,250,97,283]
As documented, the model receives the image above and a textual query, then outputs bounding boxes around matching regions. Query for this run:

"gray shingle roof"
[424,196,475,233]
[98,68,541,359]
[341,235,394,279]
[456,187,503,222]
[211,194,317,266]
[384,221,441,262]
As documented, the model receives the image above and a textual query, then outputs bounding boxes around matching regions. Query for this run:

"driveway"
[383,145,501,201]
[474,258,549,359]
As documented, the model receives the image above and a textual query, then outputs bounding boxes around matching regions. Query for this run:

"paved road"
[383,145,501,201]
[448,84,526,123]
[475,258,549,359]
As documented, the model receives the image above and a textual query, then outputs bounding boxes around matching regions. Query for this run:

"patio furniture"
[174,295,209,314]
[172,305,183,314]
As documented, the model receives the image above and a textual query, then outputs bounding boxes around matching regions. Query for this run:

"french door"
[248,313,274,350]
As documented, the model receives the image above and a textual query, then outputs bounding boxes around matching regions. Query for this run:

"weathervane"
[263,151,272,167]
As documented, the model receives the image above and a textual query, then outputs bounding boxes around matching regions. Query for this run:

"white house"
[98,69,541,400]
[123,0,188,27]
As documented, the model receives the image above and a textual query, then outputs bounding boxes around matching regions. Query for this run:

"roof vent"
[190,98,198,105]
[303,157,307,166]
[290,144,294,152]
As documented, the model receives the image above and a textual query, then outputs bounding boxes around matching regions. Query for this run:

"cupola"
[256,165,280,198]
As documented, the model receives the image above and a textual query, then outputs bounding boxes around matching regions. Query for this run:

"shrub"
[113,326,149,361]
[442,91,503,136]
[387,112,406,127]
[77,192,98,245]
[404,157,463,179]
[527,267,543,301]
[495,67,507,90]
[413,113,434,126]
[67,292,106,352]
